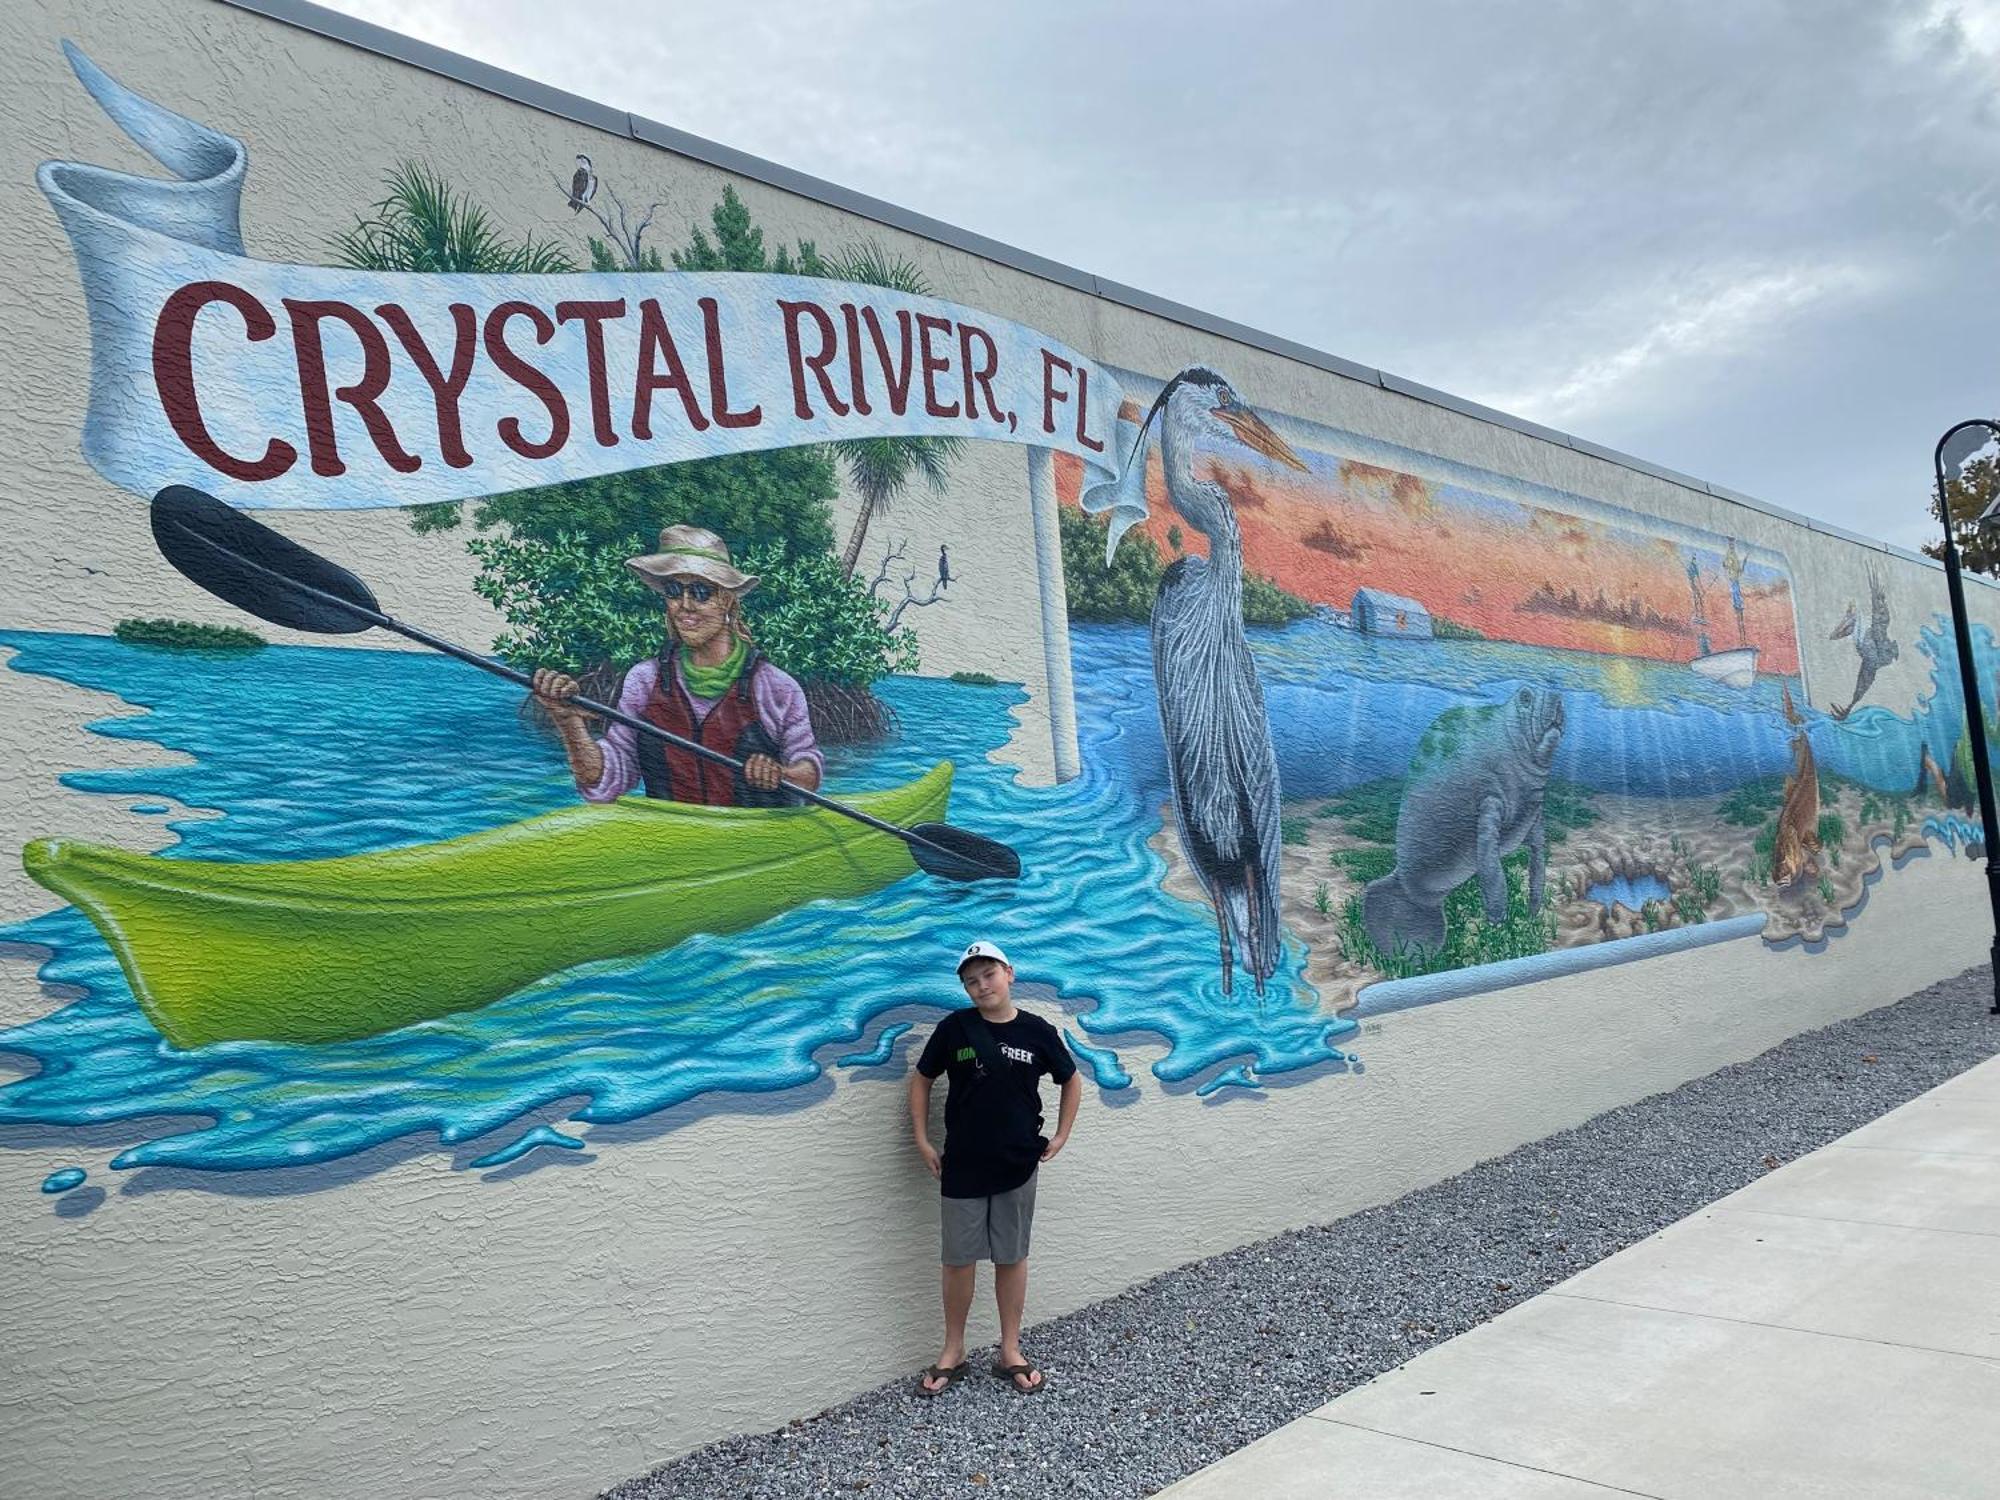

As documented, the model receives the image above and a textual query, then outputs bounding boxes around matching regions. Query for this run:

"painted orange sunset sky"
[1056,435,1803,678]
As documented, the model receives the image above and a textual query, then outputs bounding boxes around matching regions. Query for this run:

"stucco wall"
[4,4,1997,1499]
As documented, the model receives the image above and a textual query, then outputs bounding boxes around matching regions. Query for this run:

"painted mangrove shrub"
[113,618,265,651]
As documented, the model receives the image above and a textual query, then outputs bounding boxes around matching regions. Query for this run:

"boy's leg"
[924,1194,982,1393]
[994,1260,1031,1347]
[990,1175,1044,1392]
[941,1262,976,1348]
[920,1272,976,1400]
[921,1265,976,1394]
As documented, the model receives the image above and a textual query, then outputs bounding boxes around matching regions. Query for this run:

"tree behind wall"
[1925,454,2000,576]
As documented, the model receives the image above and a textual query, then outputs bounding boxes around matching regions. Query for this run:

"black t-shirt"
[916,1007,1077,1198]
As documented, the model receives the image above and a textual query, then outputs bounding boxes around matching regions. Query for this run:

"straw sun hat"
[625,525,759,596]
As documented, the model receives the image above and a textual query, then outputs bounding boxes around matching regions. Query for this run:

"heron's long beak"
[1217,401,1309,472]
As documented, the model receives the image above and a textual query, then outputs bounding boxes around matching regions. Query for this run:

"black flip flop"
[916,1361,969,1397]
[992,1360,1045,1394]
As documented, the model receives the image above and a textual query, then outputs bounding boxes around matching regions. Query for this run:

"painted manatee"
[1363,687,1566,956]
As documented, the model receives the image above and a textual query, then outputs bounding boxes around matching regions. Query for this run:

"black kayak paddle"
[149,485,1021,883]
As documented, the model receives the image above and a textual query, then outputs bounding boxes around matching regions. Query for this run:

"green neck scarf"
[678,635,751,698]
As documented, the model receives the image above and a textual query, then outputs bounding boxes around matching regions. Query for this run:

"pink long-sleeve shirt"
[580,655,824,803]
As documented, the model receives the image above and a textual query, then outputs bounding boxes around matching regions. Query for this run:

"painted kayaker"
[533,525,824,807]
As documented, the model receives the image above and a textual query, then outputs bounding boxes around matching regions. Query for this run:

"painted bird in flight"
[1830,573,1898,721]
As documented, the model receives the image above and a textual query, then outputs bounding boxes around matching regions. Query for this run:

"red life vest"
[636,648,786,807]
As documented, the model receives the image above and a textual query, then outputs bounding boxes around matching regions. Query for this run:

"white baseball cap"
[955,939,1011,974]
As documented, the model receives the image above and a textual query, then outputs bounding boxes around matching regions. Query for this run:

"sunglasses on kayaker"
[659,578,719,603]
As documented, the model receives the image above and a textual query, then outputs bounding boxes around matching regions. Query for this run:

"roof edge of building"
[209,0,1960,579]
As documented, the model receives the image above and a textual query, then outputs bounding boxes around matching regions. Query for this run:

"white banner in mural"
[39,43,1150,548]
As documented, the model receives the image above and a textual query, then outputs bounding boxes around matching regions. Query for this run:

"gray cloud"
[320,0,2000,549]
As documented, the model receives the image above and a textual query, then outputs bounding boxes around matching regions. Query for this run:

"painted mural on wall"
[1,43,1992,1191]
[1054,379,1990,1017]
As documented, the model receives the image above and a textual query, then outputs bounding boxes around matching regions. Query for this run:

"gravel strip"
[605,968,2000,1500]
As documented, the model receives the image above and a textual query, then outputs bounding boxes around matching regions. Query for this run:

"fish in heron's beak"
[1216,399,1309,472]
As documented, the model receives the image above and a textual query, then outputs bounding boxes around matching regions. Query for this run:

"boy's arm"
[908,1069,941,1178]
[1042,1071,1083,1160]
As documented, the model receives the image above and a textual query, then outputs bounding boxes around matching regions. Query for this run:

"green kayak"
[22,763,953,1048]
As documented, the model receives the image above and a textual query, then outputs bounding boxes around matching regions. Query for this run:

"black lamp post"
[1932,419,2000,1015]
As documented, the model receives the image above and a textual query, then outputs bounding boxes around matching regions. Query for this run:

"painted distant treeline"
[1059,505,1312,625]
[1517,582,1687,635]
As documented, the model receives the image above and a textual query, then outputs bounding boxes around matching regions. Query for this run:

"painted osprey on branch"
[567,154,597,214]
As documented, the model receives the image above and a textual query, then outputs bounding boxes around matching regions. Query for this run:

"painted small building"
[1351,587,1433,638]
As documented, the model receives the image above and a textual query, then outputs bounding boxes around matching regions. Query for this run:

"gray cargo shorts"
[940,1171,1037,1265]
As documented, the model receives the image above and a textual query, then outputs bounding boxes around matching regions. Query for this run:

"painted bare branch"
[883,559,953,634]
[867,539,910,601]
[552,173,663,269]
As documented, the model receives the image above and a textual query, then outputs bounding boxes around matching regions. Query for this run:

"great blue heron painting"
[1128,367,1310,998]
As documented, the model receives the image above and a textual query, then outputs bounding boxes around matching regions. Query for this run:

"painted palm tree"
[830,245,966,577]
[334,161,577,274]
[1133,368,1309,998]
[333,163,576,534]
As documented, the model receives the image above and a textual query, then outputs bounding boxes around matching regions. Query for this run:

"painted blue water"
[1588,875,1673,912]
[1063,1032,1131,1090]
[0,628,1352,1178]
[1,608,1987,1182]
[1196,1065,1257,1097]
[39,1167,86,1193]
[1215,614,1990,801]
[467,1125,584,1169]
[832,1022,911,1070]
[1924,812,1986,853]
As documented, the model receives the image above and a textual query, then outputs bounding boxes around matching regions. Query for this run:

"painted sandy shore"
[0,645,212,1031]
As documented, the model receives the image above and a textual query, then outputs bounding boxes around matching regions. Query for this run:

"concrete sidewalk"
[1159,1054,2000,1499]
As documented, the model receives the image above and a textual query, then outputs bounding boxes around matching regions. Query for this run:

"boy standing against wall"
[909,940,1081,1396]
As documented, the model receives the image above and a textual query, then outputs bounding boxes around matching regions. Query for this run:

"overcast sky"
[316,0,2000,552]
